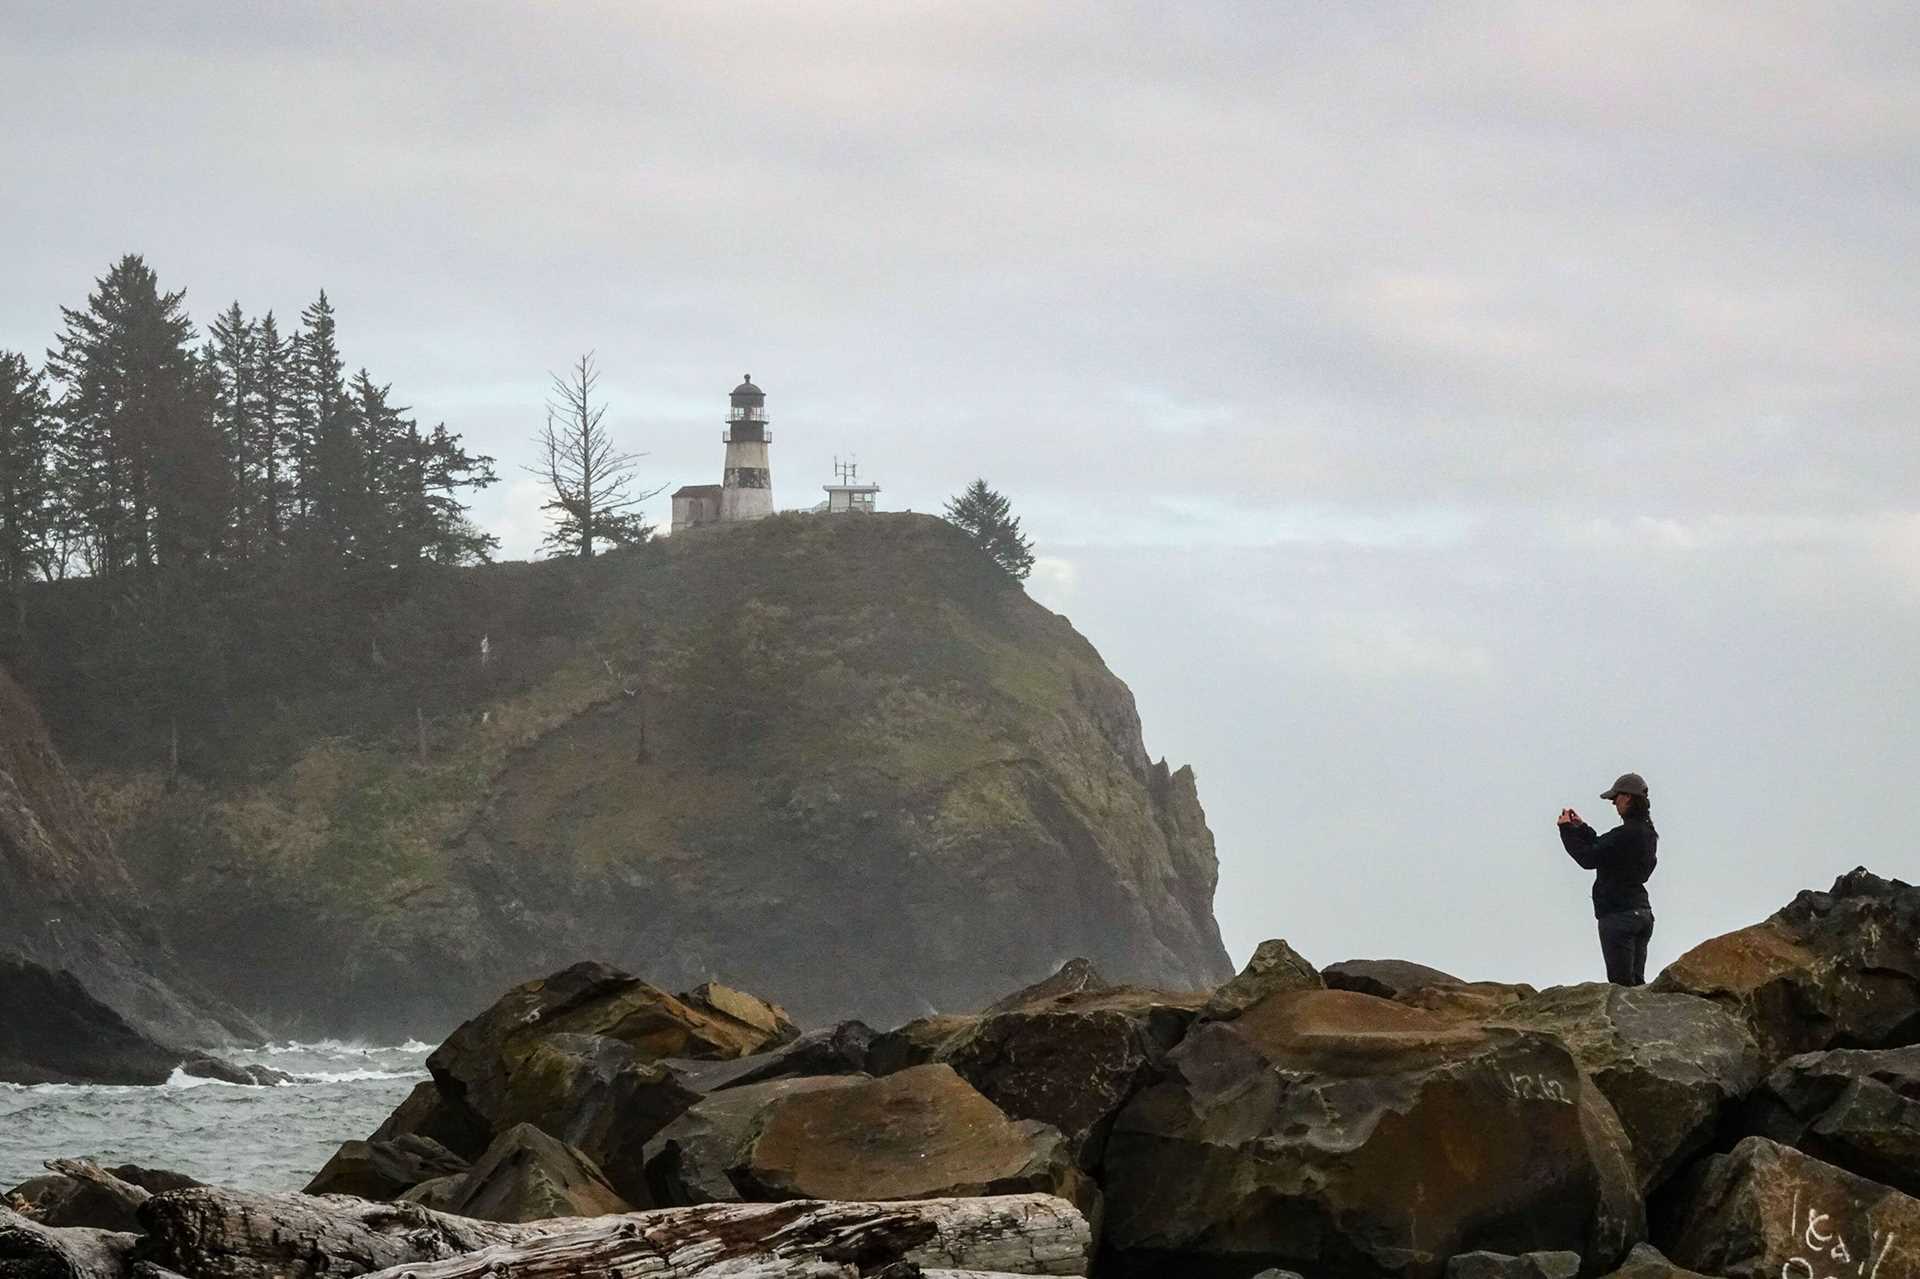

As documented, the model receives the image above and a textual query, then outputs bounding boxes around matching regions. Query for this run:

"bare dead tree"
[526,352,663,558]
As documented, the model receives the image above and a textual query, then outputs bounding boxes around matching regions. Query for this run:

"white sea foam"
[259,1038,425,1057]
[290,1069,423,1083]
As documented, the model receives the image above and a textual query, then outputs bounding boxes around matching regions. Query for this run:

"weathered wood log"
[0,1204,137,1279]
[135,1188,534,1279]
[356,1194,1091,1278]
[45,1159,152,1209]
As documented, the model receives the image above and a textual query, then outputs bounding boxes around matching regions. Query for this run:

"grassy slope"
[61,514,1229,1037]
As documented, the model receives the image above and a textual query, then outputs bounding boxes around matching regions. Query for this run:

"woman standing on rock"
[1556,772,1658,986]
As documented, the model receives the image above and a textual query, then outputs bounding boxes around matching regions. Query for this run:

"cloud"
[1313,612,1496,684]
[3,4,1917,982]
[1025,556,1078,607]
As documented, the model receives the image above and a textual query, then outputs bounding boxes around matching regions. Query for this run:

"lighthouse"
[720,374,774,522]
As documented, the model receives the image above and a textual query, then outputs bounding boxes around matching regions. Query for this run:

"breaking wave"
[0,1039,431,1191]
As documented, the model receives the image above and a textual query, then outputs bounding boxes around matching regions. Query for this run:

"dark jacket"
[1561,817,1657,917]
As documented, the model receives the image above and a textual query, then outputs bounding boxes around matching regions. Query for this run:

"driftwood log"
[128,1185,1085,1279]
[0,1204,139,1279]
[44,1160,152,1209]
[354,1194,1091,1278]
[136,1188,533,1279]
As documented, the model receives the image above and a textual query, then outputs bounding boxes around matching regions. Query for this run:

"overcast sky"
[6,3,1918,990]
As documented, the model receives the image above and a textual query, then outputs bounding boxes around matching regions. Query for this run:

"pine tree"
[208,302,258,559]
[943,478,1036,580]
[253,311,294,548]
[529,352,660,558]
[349,369,405,565]
[0,352,56,591]
[291,291,359,558]
[45,255,210,575]
[351,371,498,569]
[148,349,227,568]
[404,420,499,565]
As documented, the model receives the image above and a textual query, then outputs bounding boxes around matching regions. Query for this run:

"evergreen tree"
[291,291,359,558]
[349,369,405,565]
[148,349,227,568]
[208,302,258,558]
[253,311,294,547]
[529,352,659,557]
[943,478,1036,580]
[45,255,206,575]
[0,352,56,591]
[352,371,499,569]
[402,420,500,566]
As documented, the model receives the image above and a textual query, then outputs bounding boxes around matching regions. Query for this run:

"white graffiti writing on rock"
[1783,1187,1897,1279]
[1496,1070,1573,1105]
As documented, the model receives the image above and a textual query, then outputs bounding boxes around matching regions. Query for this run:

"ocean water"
[0,1040,430,1193]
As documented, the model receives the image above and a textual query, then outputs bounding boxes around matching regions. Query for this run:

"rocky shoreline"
[10,866,1920,1279]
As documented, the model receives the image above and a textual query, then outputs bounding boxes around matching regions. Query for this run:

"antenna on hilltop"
[834,454,860,485]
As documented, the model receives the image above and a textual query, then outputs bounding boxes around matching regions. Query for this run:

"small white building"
[815,458,880,514]
[670,484,722,534]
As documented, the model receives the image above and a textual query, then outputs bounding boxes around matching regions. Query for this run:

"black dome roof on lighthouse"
[730,374,764,401]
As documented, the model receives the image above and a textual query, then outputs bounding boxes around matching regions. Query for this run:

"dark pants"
[1598,909,1654,986]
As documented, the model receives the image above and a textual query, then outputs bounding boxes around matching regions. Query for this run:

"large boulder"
[415,962,793,1199]
[1402,982,1540,1023]
[935,986,1206,1166]
[1102,989,1644,1279]
[441,1122,632,1223]
[984,957,1112,1013]
[1448,1252,1582,1279]
[301,1134,469,1200]
[1324,958,1532,1023]
[642,1074,869,1205]
[679,981,800,1048]
[867,1013,977,1075]
[1742,1046,1920,1197]
[104,1165,201,1195]
[398,1173,467,1213]
[179,1055,294,1087]
[1324,958,1465,999]
[730,1064,1095,1211]
[426,961,786,1128]
[668,1019,875,1094]
[1654,868,1920,1063]
[1203,939,1322,1020]
[370,1080,490,1160]
[1495,984,1763,1193]
[447,1030,701,1207]
[5,1170,146,1234]
[1661,1137,1917,1279]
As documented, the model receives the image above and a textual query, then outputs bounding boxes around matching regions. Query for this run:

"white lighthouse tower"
[720,374,774,522]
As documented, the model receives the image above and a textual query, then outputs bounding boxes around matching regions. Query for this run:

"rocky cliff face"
[0,669,255,1048]
[90,515,1232,1038]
